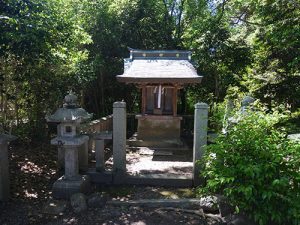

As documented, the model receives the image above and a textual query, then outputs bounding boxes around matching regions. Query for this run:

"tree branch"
[230,16,262,26]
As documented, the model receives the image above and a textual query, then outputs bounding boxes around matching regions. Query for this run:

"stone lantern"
[46,92,92,199]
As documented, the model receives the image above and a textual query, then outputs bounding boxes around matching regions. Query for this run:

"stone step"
[153,150,173,156]
[125,174,193,187]
[127,146,191,153]
[127,138,185,148]
[85,169,113,184]
[127,147,175,156]
[85,170,193,187]
[107,198,200,208]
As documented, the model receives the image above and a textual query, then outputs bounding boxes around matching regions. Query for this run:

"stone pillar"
[64,146,79,179]
[57,146,65,170]
[57,142,88,172]
[57,124,64,170]
[52,136,90,199]
[95,139,105,172]
[193,102,208,186]
[113,102,127,175]
[88,138,94,151]
[79,140,89,171]
[0,142,9,201]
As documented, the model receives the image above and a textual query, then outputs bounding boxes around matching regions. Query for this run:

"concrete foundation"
[52,175,91,199]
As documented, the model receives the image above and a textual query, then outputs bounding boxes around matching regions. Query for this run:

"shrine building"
[117,49,202,144]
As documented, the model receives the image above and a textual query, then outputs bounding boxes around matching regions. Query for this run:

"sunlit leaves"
[201,108,300,224]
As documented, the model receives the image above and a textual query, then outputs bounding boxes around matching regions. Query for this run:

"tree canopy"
[0,0,299,141]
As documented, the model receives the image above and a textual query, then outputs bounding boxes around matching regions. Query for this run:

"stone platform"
[127,133,190,149]
[52,175,91,199]
[87,146,193,187]
[135,115,182,140]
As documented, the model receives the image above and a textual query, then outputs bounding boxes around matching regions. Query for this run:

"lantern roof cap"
[46,92,92,123]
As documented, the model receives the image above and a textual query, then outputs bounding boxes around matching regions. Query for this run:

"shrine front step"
[85,169,193,187]
[127,147,191,156]
[125,174,192,187]
[127,138,187,149]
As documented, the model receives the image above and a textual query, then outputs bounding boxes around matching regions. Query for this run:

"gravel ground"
[0,201,219,225]
[105,147,193,176]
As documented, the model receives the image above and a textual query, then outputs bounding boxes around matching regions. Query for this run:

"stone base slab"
[136,115,182,140]
[52,175,91,199]
[127,137,184,148]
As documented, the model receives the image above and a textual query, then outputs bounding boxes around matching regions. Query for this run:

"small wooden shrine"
[117,49,202,143]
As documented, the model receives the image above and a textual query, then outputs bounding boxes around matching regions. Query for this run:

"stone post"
[57,146,65,170]
[0,134,16,201]
[57,124,64,169]
[193,102,208,186]
[95,139,105,172]
[88,138,94,152]
[64,146,79,179]
[113,102,127,176]
[52,136,91,199]
[0,142,9,201]
[79,140,89,171]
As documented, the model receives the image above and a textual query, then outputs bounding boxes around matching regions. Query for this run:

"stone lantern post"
[46,92,92,199]
[0,134,17,201]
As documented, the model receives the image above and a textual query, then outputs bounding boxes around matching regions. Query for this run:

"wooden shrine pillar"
[141,85,146,115]
[173,85,178,116]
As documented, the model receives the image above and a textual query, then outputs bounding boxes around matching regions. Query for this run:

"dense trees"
[0,0,92,140]
[0,0,299,141]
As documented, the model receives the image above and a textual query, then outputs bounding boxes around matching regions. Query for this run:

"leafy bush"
[200,109,300,225]
[277,109,300,134]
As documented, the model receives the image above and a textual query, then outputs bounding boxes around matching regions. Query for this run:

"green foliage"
[183,0,252,105]
[276,109,300,134]
[209,101,227,133]
[209,87,247,132]
[200,108,300,224]
[227,0,300,110]
[0,0,299,142]
[0,0,93,142]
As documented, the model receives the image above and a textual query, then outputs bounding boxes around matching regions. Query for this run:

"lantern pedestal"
[51,136,90,199]
[52,175,90,199]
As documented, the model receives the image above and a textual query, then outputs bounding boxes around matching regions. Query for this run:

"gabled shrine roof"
[116,49,202,84]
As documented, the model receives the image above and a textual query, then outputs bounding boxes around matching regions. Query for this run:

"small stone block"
[52,175,91,199]
[194,102,209,109]
[70,193,87,213]
[199,196,218,212]
[113,171,127,185]
[87,192,108,208]
[113,102,126,108]
[42,199,68,215]
[86,169,113,184]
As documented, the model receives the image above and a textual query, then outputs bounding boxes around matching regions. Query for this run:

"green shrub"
[200,109,300,225]
[277,109,300,134]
